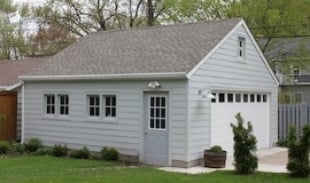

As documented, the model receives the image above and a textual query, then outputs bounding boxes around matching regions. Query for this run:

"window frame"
[58,94,69,116]
[238,37,246,60]
[44,94,56,115]
[294,92,303,104]
[87,95,101,118]
[103,95,117,118]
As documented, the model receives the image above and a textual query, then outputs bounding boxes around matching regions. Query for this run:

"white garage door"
[211,92,270,155]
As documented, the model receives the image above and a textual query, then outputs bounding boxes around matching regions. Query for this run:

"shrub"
[0,141,10,154]
[277,138,288,147]
[210,145,223,153]
[25,138,42,152]
[70,146,90,159]
[101,146,119,161]
[11,143,25,153]
[287,125,310,177]
[35,148,52,156]
[52,144,68,157]
[231,113,258,175]
[0,114,5,122]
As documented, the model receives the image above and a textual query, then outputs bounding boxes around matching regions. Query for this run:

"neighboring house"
[0,58,47,140]
[21,18,278,167]
[259,37,310,104]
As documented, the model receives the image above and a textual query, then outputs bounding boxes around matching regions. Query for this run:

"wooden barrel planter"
[204,150,227,168]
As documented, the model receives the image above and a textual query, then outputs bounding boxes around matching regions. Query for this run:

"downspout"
[21,81,25,143]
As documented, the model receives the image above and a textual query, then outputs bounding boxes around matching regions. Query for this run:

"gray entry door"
[144,93,169,166]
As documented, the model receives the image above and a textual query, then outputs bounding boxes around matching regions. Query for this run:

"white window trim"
[237,37,246,61]
[58,94,70,117]
[148,95,167,131]
[42,93,70,120]
[294,92,303,104]
[85,93,118,123]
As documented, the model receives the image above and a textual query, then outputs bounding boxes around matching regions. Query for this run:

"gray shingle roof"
[0,57,47,87]
[27,18,241,77]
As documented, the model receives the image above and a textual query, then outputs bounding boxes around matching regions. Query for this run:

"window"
[243,94,248,103]
[238,37,246,59]
[262,94,267,102]
[292,66,300,81]
[104,95,116,118]
[59,95,69,115]
[45,95,55,114]
[227,93,234,103]
[235,93,241,102]
[219,93,225,103]
[149,96,166,129]
[294,93,302,104]
[250,94,255,103]
[88,95,100,117]
[256,94,261,103]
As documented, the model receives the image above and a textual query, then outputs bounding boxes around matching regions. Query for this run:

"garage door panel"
[211,92,270,156]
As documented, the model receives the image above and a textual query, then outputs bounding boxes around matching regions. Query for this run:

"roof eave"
[0,82,22,91]
[20,72,189,81]
[280,82,310,86]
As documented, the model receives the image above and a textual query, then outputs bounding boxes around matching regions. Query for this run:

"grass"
[0,156,309,183]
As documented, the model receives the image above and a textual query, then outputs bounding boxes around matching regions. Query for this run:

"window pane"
[243,94,248,103]
[112,96,116,106]
[263,95,267,102]
[150,97,154,107]
[236,94,241,102]
[161,119,166,129]
[155,119,160,128]
[90,97,94,105]
[161,97,166,107]
[60,106,65,114]
[89,107,94,116]
[250,94,255,102]
[257,94,261,102]
[112,108,116,117]
[150,119,154,128]
[156,109,160,117]
[228,93,233,103]
[47,106,50,114]
[156,97,160,106]
[105,107,111,117]
[95,107,100,116]
[219,93,225,103]
[161,109,165,117]
[106,97,111,106]
[150,108,154,117]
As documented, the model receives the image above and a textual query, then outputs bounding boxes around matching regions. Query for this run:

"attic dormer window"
[238,37,246,60]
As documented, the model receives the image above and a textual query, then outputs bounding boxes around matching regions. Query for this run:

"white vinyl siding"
[188,24,278,162]
[24,80,187,163]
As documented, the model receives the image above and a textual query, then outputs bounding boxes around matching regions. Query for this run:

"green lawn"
[0,156,308,183]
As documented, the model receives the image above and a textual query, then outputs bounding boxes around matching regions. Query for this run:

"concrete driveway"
[225,147,288,173]
[159,147,288,174]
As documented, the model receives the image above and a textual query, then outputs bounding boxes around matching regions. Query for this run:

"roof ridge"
[87,17,243,36]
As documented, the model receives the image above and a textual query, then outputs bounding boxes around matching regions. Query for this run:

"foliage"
[287,125,310,177]
[0,156,310,183]
[277,138,288,147]
[25,138,42,152]
[231,112,258,174]
[52,144,68,157]
[210,145,223,153]
[35,147,53,156]
[0,141,10,154]
[69,146,90,159]
[101,146,119,161]
[11,143,25,153]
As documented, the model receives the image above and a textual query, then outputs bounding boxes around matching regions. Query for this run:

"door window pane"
[149,96,167,130]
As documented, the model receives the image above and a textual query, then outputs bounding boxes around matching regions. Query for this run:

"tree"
[231,113,258,174]
[163,0,227,23]
[287,125,310,177]
[225,0,310,53]
[38,0,170,37]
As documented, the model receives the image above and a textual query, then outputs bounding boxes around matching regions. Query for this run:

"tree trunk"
[147,0,154,26]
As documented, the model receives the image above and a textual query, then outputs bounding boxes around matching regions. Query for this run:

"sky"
[13,0,46,6]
